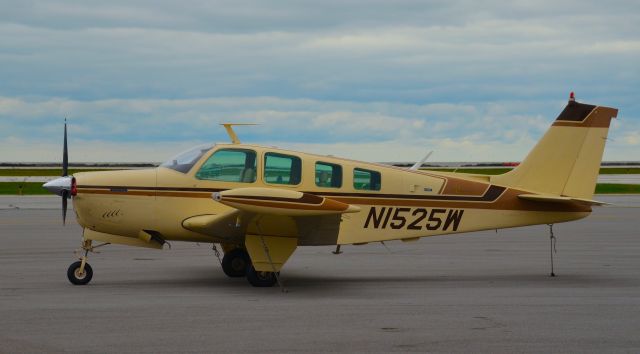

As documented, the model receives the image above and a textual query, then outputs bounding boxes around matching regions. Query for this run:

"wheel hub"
[74,268,86,279]
[257,271,272,280]
[231,258,245,271]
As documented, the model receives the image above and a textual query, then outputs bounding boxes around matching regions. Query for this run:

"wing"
[182,187,359,240]
[183,187,360,271]
[212,187,360,216]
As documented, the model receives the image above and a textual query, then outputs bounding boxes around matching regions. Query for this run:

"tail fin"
[491,96,618,199]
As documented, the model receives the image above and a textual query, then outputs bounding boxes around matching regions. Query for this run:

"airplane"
[44,93,618,288]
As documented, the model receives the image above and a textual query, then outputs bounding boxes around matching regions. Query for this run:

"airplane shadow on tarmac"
[83,265,635,295]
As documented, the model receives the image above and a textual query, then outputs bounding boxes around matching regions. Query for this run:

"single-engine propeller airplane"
[44,93,618,287]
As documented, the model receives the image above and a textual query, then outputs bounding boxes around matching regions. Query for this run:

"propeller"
[63,119,68,177]
[42,119,73,225]
[62,119,69,224]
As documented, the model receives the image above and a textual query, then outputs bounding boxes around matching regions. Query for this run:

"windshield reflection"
[160,144,213,173]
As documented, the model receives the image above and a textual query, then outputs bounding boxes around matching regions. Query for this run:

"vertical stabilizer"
[491,96,618,199]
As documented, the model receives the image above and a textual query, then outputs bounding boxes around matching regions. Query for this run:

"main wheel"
[221,249,250,277]
[246,264,277,287]
[67,261,93,285]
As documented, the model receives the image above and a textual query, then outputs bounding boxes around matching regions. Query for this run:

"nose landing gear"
[66,239,109,285]
[67,260,93,285]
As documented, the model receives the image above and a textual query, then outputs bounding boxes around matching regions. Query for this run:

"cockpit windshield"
[160,144,213,173]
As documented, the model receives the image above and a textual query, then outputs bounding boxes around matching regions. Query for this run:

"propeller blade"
[62,190,68,225]
[62,119,68,177]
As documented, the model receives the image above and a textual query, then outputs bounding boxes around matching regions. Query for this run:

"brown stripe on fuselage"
[329,189,590,212]
[77,184,503,202]
[77,188,212,198]
[78,185,224,193]
[76,184,590,212]
[313,185,505,202]
[77,188,156,197]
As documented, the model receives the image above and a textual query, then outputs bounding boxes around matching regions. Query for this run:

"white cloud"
[0,95,636,163]
[0,1,638,162]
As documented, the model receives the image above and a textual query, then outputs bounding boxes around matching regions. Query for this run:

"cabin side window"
[195,149,257,183]
[264,152,302,185]
[353,168,381,191]
[315,162,342,188]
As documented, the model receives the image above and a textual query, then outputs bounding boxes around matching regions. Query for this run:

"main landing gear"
[221,248,250,278]
[245,264,278,287]
[67,239,108,285]
[216,246,278,287]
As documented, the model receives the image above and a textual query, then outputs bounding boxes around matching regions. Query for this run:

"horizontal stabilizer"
[518,194,609,206]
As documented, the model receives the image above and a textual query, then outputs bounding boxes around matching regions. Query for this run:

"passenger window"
[353,168,381,191]
[195,149,257,182]
[315,162,342,188]
[264,153,302,185]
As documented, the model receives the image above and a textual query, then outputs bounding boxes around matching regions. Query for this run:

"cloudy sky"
[1,0,638,163]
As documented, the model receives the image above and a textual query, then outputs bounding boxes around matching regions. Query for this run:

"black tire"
[67,261,93,285]
[221,249,250,278]
[245,264,277,287]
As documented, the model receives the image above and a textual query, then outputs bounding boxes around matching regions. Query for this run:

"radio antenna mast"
[220,123,258,144]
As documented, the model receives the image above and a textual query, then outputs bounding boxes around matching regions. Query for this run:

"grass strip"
[0,182,50,195]
[423,167,640,175]
[598,168,640,174]
[0,168,114,176]
[594,184,640,194]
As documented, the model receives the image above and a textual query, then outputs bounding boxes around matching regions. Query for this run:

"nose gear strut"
[67,239,109,285]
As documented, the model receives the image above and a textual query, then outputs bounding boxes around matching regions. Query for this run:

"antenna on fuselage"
[410,151,434,170]
[220,123,258,144]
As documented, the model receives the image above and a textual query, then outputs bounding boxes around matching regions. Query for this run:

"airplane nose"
[43,176,72,196]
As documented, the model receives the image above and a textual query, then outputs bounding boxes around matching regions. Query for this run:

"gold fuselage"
[72,144,590,247]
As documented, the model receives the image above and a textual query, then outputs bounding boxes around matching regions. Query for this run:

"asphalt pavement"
[0,196,639,353]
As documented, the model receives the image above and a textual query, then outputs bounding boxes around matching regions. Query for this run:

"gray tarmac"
[597,174,640,184]
[1,196,639,353]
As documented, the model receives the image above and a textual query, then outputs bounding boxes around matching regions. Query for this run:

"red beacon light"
[569,91,575,102]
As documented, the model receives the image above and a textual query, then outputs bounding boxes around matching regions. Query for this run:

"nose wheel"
[67,238,109,286]
[67,261,93,285]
